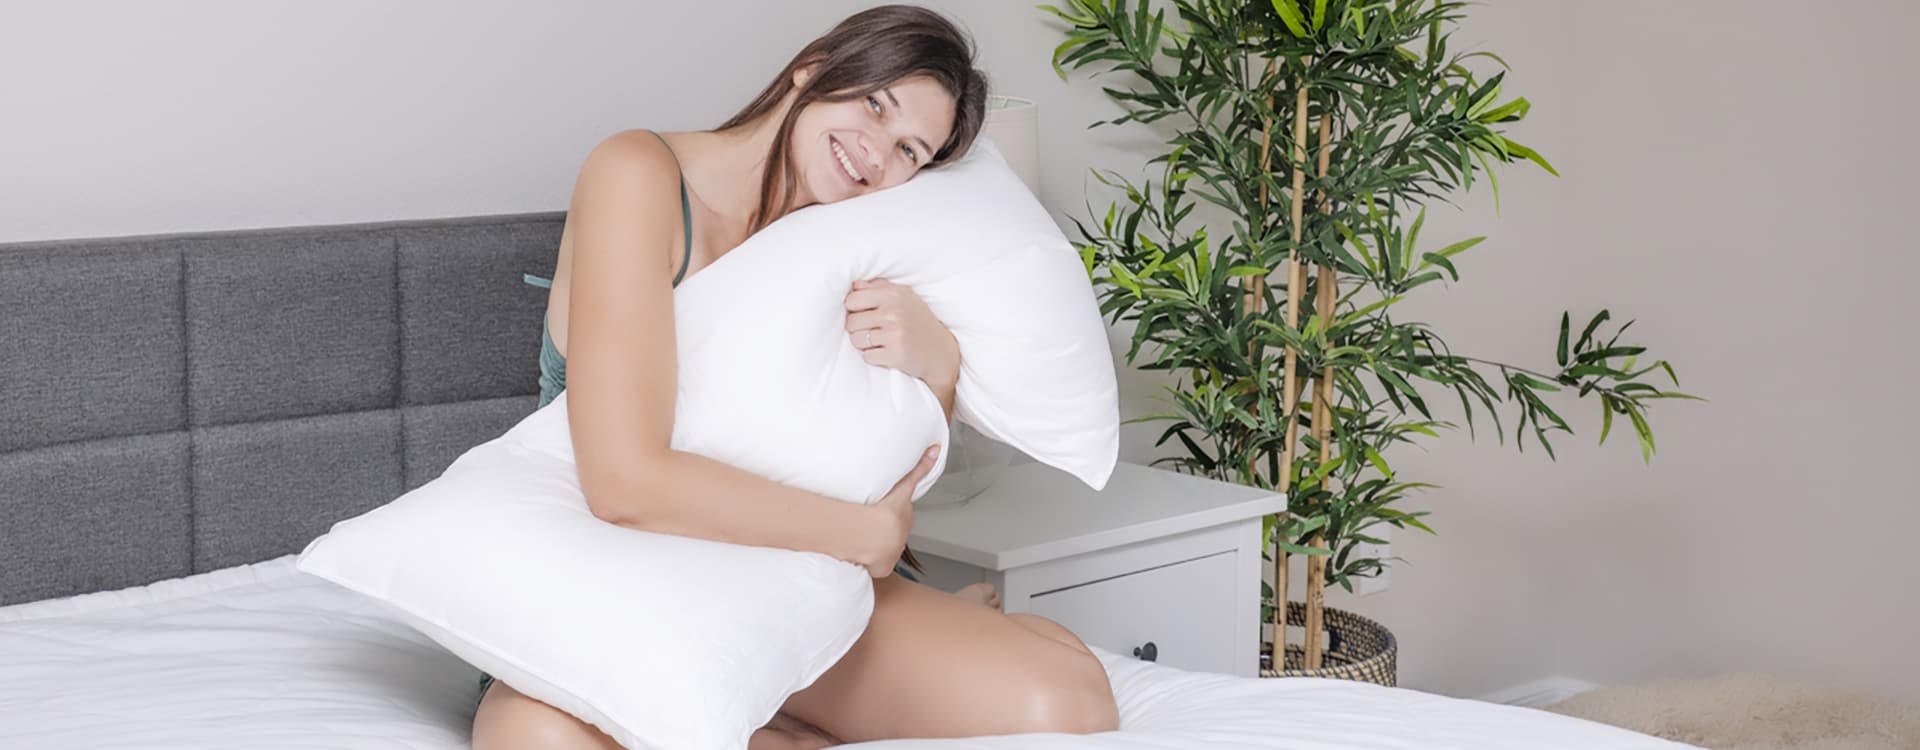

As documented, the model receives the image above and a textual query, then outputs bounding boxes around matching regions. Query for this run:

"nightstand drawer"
[1024,550,1238,675]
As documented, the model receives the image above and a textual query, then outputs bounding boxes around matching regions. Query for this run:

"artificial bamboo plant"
[1042,0,1701,669]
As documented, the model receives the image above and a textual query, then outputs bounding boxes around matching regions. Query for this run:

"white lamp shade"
[981,95,1039,199]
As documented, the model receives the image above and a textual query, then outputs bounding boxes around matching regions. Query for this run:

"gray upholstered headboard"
[0,212,566,606]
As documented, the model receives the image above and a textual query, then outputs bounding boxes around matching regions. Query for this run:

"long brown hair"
[716,4,990,239]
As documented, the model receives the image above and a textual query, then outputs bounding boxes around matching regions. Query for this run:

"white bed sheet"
[0,555,1692,750]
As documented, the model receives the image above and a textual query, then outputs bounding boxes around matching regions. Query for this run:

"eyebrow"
[884,87,936,161]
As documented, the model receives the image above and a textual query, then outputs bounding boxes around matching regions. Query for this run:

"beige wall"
[1237,0,1920,703]
[7,0,1916,704]
[1541,0,1920,702]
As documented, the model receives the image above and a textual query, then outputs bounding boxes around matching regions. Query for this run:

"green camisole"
[523,131,693,410]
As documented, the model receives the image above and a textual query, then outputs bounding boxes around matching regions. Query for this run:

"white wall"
[8,0,1917,705]
[0,0,876,241]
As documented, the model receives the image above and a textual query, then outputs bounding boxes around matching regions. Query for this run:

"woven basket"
[1259,601,1398,686]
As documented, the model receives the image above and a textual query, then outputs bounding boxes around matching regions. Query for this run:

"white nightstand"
[908,461,1286,677]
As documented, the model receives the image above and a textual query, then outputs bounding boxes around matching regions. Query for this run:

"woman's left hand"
[844,278,960,387]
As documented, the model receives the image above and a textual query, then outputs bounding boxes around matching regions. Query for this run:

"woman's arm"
[561,130,913,573]
[844,278,961,422]
[927,370,957,423]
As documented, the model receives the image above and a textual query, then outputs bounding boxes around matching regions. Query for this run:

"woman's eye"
[901,144,917,164]
[867,95,882,113]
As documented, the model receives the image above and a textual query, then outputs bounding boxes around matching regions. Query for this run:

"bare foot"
[749,711,838,750]
[954,582,1002,611]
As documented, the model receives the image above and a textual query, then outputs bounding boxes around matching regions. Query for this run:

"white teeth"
[831,140,865,184]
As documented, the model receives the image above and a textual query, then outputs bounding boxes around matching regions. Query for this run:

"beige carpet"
[1542,673,1920,750]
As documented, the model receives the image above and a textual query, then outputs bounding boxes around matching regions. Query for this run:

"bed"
[0,213,1693,749]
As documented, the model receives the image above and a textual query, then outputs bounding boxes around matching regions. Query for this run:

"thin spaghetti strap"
[645,130,695,287]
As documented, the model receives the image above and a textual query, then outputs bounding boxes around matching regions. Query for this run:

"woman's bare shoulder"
[576,128,683,189]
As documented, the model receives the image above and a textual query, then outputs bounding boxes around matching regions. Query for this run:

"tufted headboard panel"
[0,212,566,605]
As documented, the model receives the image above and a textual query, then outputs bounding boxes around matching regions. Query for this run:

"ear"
[791,61,818,90]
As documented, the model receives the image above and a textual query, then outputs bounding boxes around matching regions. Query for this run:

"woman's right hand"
[856,444,940,578]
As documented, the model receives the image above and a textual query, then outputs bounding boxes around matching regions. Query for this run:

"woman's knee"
[472,680,624,750]
[1010,667,1120,735]
[1002,616,1119,735]
[1006,613,1094,657]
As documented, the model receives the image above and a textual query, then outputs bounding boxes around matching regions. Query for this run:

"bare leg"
[471,679,624,750]
[777,574,1119,743]
[749,711,839,750]
[474,679,839,750]
[1007,612,1096,657]
[471,576,1108,749]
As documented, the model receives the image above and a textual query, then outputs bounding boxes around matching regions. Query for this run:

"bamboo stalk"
[1304,110,1336,670]
[1248,56,1288,666]
[1273,62,1312,670]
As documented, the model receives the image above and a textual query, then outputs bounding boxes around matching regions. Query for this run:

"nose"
[857,131,886,184]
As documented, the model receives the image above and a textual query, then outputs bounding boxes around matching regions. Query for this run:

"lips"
[830,136,867,186]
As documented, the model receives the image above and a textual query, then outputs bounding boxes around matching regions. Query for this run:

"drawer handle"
[1132,641,1158,662]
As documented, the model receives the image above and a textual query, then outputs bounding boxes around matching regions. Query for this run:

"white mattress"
[0,556,1693,750]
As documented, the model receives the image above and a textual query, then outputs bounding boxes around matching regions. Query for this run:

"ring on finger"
[864,329,875,349]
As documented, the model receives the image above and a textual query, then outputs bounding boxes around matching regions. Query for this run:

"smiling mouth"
[831,137,868,186]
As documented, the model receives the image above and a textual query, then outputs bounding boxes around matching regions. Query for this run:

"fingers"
[891,445,940,491]
[843,288,881,313]
[844,309,893,333]
[844,279,911,313]
[853,328,895,359]
[907,445,940,482]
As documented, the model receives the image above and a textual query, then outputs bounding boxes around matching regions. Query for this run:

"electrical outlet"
[1349,526,1391,596]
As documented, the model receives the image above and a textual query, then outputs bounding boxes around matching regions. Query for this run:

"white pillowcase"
[296,135,1118,750]
[298,431,869,750]
[515,136,1120,494]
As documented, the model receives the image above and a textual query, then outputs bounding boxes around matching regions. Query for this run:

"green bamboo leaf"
[1472,147,1501,215]
[1400,422,1441,438]
[1556,311,1570,366]
[1335,294,1405,330]
[1512,373,1561,401]
[1362,445,1393,477]
[1403,204,1427,272]
[1108,259,1142,295]
[1309,452,1345,485]
[1049,38,1082,81]
[1576,310,1611,352]
[1582,345,1649,361]
[1430,236,1484,260]
[1269,0,1309,37]
[1420,252,1459,281]
[1466,81,1503,120]
[1660,360,1682,386]
[1502,137,1560,176]
[1628,405,1654,463]
[1311,0,1327,31]
[1639,391,1707,401]
[1455,50,1511,70]
[1276,540,1333,556]
[1478,96,1531,123]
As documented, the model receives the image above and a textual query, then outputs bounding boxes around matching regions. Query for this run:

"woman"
[470,6,1120,749]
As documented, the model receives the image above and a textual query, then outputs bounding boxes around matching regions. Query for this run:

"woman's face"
[791,71,958,205]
